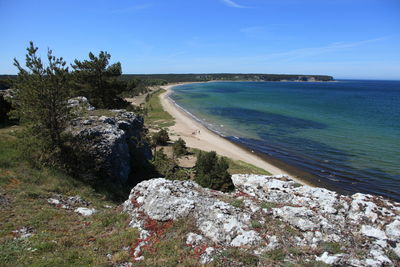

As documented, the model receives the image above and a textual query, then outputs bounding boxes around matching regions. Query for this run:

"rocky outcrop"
[123,175,400,266]
[67,96,95,113]
[66,107,151,183]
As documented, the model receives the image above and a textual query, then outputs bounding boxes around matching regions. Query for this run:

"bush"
[0,93,12,124]
[152,148,177,178]
[151,129,170,146]
[172,138,187,158]
[194,151,234,192]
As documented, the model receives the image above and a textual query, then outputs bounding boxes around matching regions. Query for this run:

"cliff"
[66,97,151,184]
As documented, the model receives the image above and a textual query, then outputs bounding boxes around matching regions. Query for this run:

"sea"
[170,80,400,201]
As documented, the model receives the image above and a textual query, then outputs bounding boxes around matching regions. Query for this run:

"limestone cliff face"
[66,99,151,183]
[123,175,400,266]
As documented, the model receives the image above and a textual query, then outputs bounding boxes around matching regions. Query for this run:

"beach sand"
[160,83,313,186]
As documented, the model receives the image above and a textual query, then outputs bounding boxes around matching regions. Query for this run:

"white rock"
[267,235,279,250]
[74,207,96,216]
[315,252,342,265]
[385,220,400,240]
[124,178,260,246]
[369,248,392,265]
[392,242,400,257]
[186,233,204,246]
[199,247,215,264]
[47,198,61,205]
[273,206,318,231]
[230,230,261,247]
[360,225,387,240]
[12,227,34,239]
[349,193,378,223]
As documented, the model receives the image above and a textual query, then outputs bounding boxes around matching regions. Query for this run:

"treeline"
[120,73,334,82]
[1,73,334,90]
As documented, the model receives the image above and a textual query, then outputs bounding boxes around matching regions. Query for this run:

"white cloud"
[248,37,390,62]
[221,0,249,8]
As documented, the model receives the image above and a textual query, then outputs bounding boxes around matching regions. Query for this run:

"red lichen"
[129,217,174,259]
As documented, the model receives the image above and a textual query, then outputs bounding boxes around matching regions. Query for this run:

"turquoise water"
[171,81,400,201]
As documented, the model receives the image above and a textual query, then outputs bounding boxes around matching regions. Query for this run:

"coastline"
[159,82,317,187]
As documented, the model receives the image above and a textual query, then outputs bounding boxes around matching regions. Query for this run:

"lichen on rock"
[123,174,400,265]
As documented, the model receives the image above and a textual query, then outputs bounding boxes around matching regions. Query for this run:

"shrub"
[194,151,234,192]
[152,148,177,178]
[0,93,12,124]
[172,138,187,158]
[151,128,170,146]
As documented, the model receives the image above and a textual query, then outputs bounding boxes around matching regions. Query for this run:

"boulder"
[67,96,95,113]
[123,178,261,246]
[67,109,151,183]
[123,174,400,265]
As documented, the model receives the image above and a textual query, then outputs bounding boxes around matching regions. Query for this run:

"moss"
[251,220,262,229]
[260,202,278,210]
[230,199,244,208]
[263,248,286,261]
[214,248,259,266]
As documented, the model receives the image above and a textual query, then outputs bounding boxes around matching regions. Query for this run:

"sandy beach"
[159,83,312,186]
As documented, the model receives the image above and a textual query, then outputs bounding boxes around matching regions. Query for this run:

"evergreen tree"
[172,138,187,158]
[151,128,170,146]
[194,151,234,192]
[12,42,72,164]
[71,51,126,108]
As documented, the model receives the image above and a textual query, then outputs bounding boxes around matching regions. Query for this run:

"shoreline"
[159,82,318,187]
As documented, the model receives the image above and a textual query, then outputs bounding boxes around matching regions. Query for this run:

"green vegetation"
[151,128,170,146]
[214,248,259,266]
[72,51,127,109]
[172,138,187,158]
[260,202,278,210]
[189,148,271,176]
[120,73,334,83]
[11,42,73,166]
[0,94,12,124]
[263,248,286,261]
[152,148,178,178]
[121,78,167,98]
[230,199,244,208]
[0,128,139,266]
[319,242,342,254]
[194,151,234,192]
[251,220,262,229]
[137,219,199,267]
[227,159,270,175]
[144,89,175,128]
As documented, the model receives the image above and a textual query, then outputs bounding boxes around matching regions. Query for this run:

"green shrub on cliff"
[194,151,234,192]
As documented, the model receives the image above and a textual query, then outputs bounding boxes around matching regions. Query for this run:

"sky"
[1,0,400,79]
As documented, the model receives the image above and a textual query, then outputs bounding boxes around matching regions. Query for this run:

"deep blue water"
[171,80,400,201]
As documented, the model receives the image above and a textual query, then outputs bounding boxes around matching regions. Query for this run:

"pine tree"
[194,151,234,192]
[172,138,187,158]
[71,51,126,108]
[12,42,72,164]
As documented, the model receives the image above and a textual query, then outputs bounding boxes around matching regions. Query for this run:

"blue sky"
[1,0,399,79]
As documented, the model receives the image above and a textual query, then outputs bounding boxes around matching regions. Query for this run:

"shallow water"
[171,80,400,201]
